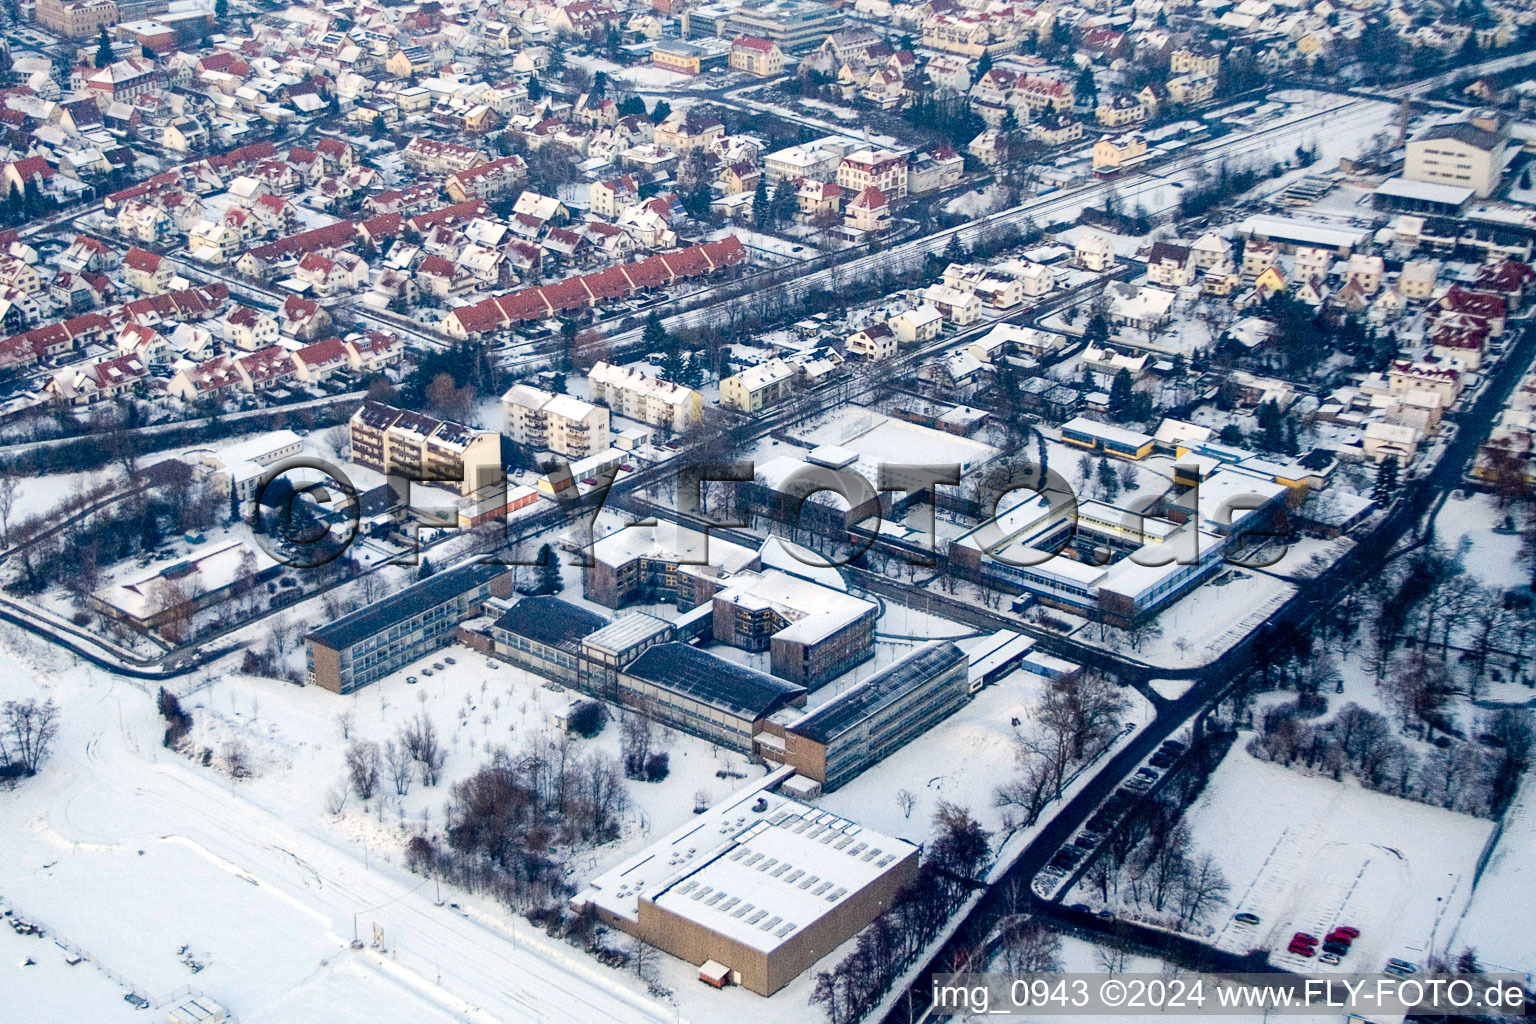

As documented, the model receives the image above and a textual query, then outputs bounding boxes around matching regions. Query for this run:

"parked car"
[1233,912,1261,925]
[1292,932,1318,947]
[1288,942,1316,957]
[406,676,418,684]
[1333,925,1360,939]
[1322,940,1350,956]
[1386,959,1417,974]
[1320,953,1342,966]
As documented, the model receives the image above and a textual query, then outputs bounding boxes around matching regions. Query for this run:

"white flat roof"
[1376,176,1474,206]
[1238,215,1373,250]
[574,768,917,956]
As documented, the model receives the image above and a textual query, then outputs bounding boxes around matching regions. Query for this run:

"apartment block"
[349,401,501,495]
[587,361,703,434]
[501,383,611,458]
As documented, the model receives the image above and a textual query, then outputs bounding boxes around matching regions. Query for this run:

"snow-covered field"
[1179,745,1492,973]
[0,633,709,1024]
[1448,770,1536,980]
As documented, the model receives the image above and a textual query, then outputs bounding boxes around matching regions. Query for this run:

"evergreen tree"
[651,99,672,122]
[752,175,770,229]
[546,46,566,79]
[641,310,668,354]
[1108,367,1134,418]
[1256,399,1287,452]
[660,347,686,384]
[1522,167,1532,191]
[1076,66,1098,106]
[418,557,435,579]
[942,232,966,265]
[1085,313,1110,344]
[771,178,796,226]
[592,71,608,98]
[536,544,562,594]
[95,27,114,69]
[1096,457,1120,501]
[977,51,994,77]
[1373,456,1400,503]
[1170,351,1187,377]
[214,0,227,17]
[229,485,240,524]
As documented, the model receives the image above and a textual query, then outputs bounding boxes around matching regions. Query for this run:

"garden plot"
[1183,746,1492,973]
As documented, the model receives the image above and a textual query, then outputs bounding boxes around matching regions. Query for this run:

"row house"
[441,238,747,339]
[294,251,368,297]
[402,137,489,175]
[444,155,528,202]
[292,336,351,383]
[169,355,242,403]
[235,345,299,392]
[280,294,332,341]
[220,304,280,351]
[46,353,148,405]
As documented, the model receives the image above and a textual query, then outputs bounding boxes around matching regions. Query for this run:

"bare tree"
[1176,852,1229,927]
[896,788,916,819]
[0,476,17,546]
[0,698,59,777]
[403,713,446,785]
[336,710,355,740]
[325,779,350,815]
[384,737,415,796]
[346,740,382,800]
[999,917,1062,974]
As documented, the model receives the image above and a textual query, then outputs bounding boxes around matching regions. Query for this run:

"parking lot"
[1189,748,1493,975]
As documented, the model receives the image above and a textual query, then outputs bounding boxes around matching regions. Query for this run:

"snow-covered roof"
[572,767,919,955]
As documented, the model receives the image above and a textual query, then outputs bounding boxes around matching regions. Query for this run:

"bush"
[567,700,607,739]
[643,752,669,783]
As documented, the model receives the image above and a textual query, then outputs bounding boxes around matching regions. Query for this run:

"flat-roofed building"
[580,613,675,697]
[617,642,807,750]
[305,563,512,693]
[490,596,608,685]
[760,641,969,789]
[573,769,919,994]
[711,569,877,687]
[1059,416,1155,459]
[585,522,761,609]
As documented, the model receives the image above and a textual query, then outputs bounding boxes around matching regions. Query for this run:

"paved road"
[876,318,1536,1024]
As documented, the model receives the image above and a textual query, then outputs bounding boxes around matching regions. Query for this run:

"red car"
[1288,942,1316,957]
[1326,930,1354,946]
[1292,932,1319,947]
[1333,926,1360,939]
